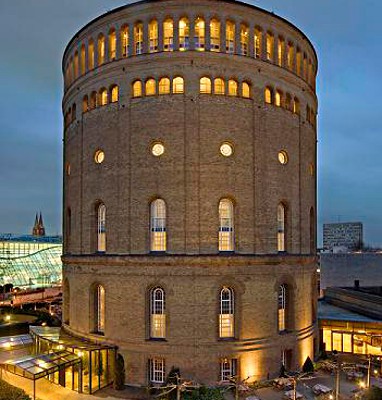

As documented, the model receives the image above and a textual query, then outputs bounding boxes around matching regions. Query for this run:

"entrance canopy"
[1,350,80,381]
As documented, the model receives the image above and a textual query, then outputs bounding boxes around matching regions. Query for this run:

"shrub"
[302,356,314,374]
[183,386,224,400]
[0,378,31,400]
[365,386,382,400]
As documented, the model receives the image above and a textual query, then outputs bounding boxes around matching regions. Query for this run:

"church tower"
[32,212,46,236]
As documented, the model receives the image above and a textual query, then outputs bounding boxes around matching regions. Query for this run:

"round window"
[220,142,234,157]
[152,143,165,157]
[94,150,105,164]
[278,150,288,165]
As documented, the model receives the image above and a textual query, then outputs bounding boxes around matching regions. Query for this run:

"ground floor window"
[220,358,237,382]
[149,357,165,384]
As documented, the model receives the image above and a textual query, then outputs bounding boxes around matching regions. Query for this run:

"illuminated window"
[278,284,286,332]
[219,287,234,338]
[308,60,313,85]
[266,32,274,61]
[80,44,86,75]
[66,163,71,176]
[95,284,105,333]
[150,287,166,338]
[98,34,105,65]
[109,28,117,61]
[220,358,237,382]
[278,150,288,165]
[149,20,158,53]
[159,78,171,95]
[228,80,238,96]
[323,328,332,351]
[179,18,190,51]
[296,50,302,76]
[200,77,212,94]
[134,22,143,55]
[173,77,184,94]
[132,80,142,98]
[163,19,174,51]
[151,143,165,157]
[254,28,262,58]
[242,82,250,98]
[149,358,165,384]
[285,93,292,111]
[121,25,129,57]
[88,39,95,70]
[97,204,106,252]
[240,24,249,56]
[99,88,108,106]
[94,150,105,164]
[145,79,156,96]
[90,91,97,109]
[194,17,205,51]
[277,37,284,67]
[150,199,166,252]
[287,43,294,71]
[220,142,233,157]
[303,54,308,80]
[275,90,282,107]
[214,78,225,95]
[292,95,300,113]
[219,199,234,251]
[309,163,314,177]
[265,87,273,104]
[226,21,235,54]
[332,332,342,352]
[210,19,220,51]
[110,85,119,103]
[74,51,79,79]
[277,203,286,252]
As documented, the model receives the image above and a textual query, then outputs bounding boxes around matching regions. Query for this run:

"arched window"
[134,22,143,55]
[296,50,302,76]
[240,24,249,56]
[150,287,166,338]
[228,80,238,96]
[310,208,315,254]
[285,93,292,111]
[219,287,234,338]
[278,284,287,332]
[194,17,205,51]
[132,80,142,97]
[179,18,190,51]
[150,199,167,252]
[74,51,79,79]
[159,78,171,95]
[109,28,117,60]
[173,77,184,94]
[277,203,286,252]
[110,85,119,103]
[265,87,273,104]
[149,20,158,53]
[90,91,97,109]
[99,88,108,106]
[287,42,294,71]
[121,25,129,57]
[88,39,95,70]
[95,284,105,334]
[80,44,86,75]
[145,79,156,96]
[63,279,70,325]
[242,82,250,98]
[277,37,285,67]
[275,90,282,107]
[98,34,105,65]
[97,204,106,252]
[210,19,220,51]
[214,78,225,95]
[226,21,235,54]
[254,27,262,58]
[163,18,174,51]
[219,199,234,252]
[266,32,274,61]
[200,77,212,94]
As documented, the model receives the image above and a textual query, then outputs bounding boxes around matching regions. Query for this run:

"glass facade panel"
[332,332,342,352]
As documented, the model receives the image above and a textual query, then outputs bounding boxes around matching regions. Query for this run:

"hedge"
[0,378,31,400]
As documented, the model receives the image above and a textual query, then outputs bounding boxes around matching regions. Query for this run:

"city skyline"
[0,0,381,246]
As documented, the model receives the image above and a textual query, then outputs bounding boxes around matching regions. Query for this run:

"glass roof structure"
[1,350,80,381]
[0,236,62,287]
[0,334,33,351]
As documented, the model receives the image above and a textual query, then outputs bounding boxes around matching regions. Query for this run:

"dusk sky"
[0,0,381,246]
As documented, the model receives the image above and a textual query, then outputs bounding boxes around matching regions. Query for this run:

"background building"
[323,222,363,252]
[61,0,318,388]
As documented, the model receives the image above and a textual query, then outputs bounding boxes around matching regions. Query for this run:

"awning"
[1,350,81,381]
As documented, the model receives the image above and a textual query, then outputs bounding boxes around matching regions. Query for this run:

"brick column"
[205,15,211,52]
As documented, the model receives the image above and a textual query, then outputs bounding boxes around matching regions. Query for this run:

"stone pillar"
[235,21,241,55]
[189,14,195,50]
[158,18,164,52]
[129,24,134,56]
[104,31,109,63]
[221,18,226,53]
[249,24,254,58]
[115,23,121,59]
[205,15,211,52]
[173,16,179,51]
[84,40,89,74]
[143,20,149,54]
[261,28,267,60]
